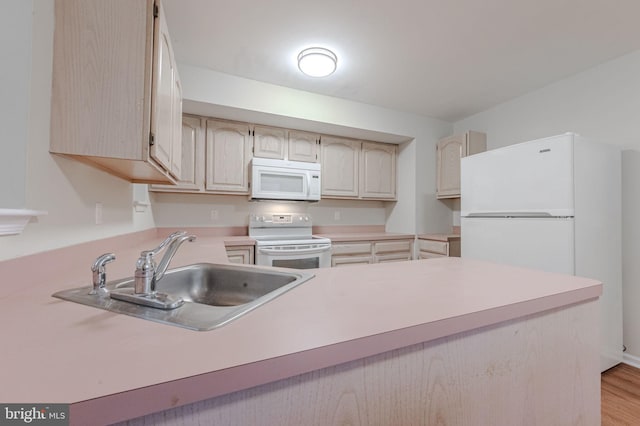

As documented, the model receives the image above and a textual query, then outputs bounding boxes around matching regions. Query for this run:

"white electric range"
[249,212,332,269]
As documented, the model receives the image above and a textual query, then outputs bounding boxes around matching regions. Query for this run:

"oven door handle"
[257,246,331,255]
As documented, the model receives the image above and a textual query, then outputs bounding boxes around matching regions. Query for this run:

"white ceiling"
[163,0,640,122]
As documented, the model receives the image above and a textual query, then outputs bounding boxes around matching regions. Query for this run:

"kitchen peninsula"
[0,230,601,425]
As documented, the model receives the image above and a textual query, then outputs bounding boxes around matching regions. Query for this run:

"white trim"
[623,352,640,369]
[0,209,47,236]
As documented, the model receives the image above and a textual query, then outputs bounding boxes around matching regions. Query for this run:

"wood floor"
[602,363,640,425]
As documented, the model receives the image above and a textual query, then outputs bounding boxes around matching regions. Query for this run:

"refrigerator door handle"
[464,212,556,218]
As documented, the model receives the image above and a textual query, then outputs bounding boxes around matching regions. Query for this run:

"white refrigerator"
[460,133,622,372]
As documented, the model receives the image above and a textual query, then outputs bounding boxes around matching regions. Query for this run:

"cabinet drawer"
[419,251,447,260]
[376,253,412,263]
[332,242,372,256]
[418,239,449,255]
[331,255,374,267]
[373,240,412,254]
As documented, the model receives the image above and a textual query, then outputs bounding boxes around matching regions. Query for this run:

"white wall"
[1,0,32,208]
[151,193,387,228]
[453,49,640,360]
[0,0,155,261]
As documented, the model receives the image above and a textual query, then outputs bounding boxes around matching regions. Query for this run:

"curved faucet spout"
[155,234,196,282]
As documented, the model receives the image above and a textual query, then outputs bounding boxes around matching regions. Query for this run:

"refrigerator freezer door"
[461,134,575,217]
[461,217,575,275]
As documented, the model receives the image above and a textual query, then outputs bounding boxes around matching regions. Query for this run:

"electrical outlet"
[211,209,219,222]
[334,211,341,221]
[95,202,103,225]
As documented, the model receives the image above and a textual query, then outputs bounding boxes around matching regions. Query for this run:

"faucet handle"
[90,253,116,295]
[136,250,156,272]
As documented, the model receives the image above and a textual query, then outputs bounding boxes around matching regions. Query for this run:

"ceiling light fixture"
[297,47,337,78]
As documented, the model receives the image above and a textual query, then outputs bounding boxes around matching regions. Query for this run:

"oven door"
[256,244,331,269]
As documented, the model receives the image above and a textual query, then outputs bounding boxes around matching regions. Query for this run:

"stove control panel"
[250,213,312,228]
[272,214,293,224]
[251,213,310,224]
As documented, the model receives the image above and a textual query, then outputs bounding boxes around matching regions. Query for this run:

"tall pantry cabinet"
[50,0,183,184]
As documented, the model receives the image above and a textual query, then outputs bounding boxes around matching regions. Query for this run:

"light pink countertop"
[0,230,601,424]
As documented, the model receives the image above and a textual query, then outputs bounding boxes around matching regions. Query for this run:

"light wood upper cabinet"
[150,115,204,192]
[321,138,397,200]
[288,131,319,163]
[252,128,319,163]
[169,71,183,178]
[436,131,486,199]
[205,119,253,194]
[321,137,360,198]
[360,142,397,200]
[50,0,182,184]
[253,126,287,159]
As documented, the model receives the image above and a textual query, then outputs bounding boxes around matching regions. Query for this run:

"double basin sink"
[53,263,314,331]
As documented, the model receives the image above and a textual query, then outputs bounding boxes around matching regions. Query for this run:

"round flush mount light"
[297,47,337,77]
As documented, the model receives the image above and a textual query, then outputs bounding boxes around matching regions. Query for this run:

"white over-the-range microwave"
[250,158,321,201]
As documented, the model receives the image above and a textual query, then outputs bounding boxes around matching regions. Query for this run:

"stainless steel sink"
[53,263,314,331]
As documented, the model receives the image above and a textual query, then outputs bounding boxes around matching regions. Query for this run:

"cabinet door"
[288,131,319,162]
[376,253,412,263]
[170,75,183,178]
[360,142,397,199]
[150,115,204,192]
[205,119,252,193]
[436,135,464,199]
[150,2,177,175]
[321,137,360,198]
[226,246,255,264]
[253,126,287,159]
[463,131,487,157]
[418,239,449,256]
[437,132,486,199]
[50,0,177,183]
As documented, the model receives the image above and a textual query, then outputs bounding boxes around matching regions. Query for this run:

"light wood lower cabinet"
[374,240,412,263]
[226,245,254,265]
[331,239,412,267]
[331,242,374,267]
[418,237,460,259]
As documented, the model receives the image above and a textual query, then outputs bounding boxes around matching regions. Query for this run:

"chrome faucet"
[134,231,196,296]
[90,253,116,295]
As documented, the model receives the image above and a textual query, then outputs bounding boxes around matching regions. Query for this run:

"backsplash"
[150,192,388,229]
